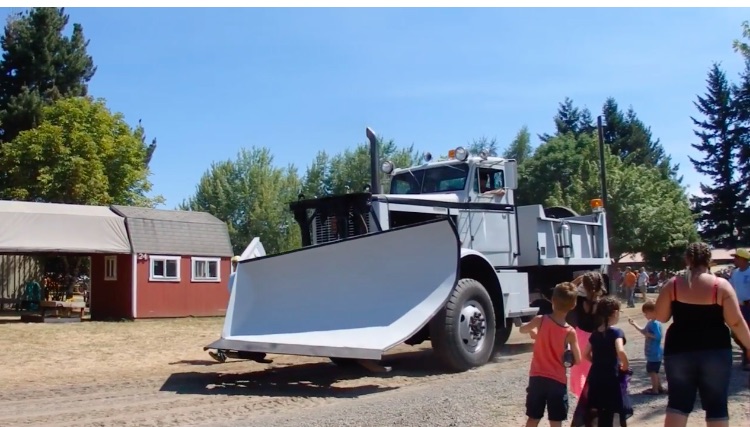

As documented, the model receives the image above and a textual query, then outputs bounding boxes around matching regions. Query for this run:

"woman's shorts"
[664,348,732,421]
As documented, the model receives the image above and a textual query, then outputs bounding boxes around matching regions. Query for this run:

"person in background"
[478,172,506,197]
[227,255,240,293]
[611,268,623,299]
[623,267,636,308]
[519,282,582,427]
[637,267,649,303]
[654,242,750,427]
[627,300,665,395]
[729,248,750,371]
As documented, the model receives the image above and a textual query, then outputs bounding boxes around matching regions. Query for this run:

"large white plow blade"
[207,218,459,360]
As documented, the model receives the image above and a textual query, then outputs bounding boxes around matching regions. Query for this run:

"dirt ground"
[0,307,748,427]
[0,314,461,427]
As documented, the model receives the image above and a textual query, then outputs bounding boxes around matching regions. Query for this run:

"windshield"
[389,163,470,195]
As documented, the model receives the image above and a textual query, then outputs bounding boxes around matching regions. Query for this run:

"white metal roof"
[0,200,131,254]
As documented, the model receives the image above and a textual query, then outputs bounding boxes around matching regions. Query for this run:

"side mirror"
[505,160,518,190]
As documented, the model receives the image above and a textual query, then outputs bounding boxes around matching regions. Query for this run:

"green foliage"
[519,132,697,262]
[0,97,161,207]
[733,22,750,241]
[601,97,677,180]
[689,63,744,247]
[689,22,750,247]
[0,7,158,197]
[0,7,96,144]
[538,97,596,142]
[468,136,498,157]
[179,147,302,255]
[733,20,750,60]
[300,137,420,197]
[502,126,533,166]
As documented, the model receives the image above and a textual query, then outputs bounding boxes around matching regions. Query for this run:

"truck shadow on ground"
[160,347,463,398]
[606,349,750,424]
[492,342,535,358]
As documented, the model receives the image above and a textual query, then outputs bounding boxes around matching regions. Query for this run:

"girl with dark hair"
[572,296,633,427]
[653,242,750,427]
[567,272,606,399]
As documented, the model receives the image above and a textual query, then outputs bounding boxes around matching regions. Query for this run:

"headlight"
[454,146,469,161]
[381,160,394,174]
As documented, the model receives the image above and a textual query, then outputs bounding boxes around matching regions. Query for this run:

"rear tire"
[429,278,496,372]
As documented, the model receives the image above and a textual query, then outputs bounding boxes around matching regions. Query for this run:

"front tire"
[429,278,496,372]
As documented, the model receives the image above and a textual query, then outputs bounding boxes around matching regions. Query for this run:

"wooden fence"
[0,255,42,308]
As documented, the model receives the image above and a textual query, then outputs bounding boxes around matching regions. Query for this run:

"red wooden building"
[90,206,234,320]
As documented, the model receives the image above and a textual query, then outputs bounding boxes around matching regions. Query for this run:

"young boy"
[527,288,554,340]
[627,299,665,394]
[519,282,582,427]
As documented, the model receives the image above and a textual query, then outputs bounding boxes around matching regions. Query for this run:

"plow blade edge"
[207,218,460,360]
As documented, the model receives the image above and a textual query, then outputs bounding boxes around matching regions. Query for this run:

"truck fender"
[458,249,505,320]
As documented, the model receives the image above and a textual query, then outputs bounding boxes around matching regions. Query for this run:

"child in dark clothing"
[519,282,582,427]
[572,297,633,427]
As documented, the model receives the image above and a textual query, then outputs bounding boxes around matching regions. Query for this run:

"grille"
[312,209,371,245]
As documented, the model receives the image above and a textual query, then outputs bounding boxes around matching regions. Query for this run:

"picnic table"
[39,300,86,319]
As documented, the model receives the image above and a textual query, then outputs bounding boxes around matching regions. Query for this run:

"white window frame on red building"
[191,257,221,282]
[104,255,117,281]
[149,255,181,282]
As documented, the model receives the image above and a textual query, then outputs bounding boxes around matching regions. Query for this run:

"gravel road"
[214,312,750,427]
[3,306,748,427]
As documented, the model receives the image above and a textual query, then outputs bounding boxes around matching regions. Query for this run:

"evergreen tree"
[0,8,159,192]
[468,136,499,156]
[732,20,750,60]
[538,97,593,141]
[733,21,750,241]
[0,8,99,191]
[601,97,678,180]
[689,63,743,247]
[0,8,96,144]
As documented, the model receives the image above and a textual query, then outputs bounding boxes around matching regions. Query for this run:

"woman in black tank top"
[566,272,605,402]
[653,242,750,427]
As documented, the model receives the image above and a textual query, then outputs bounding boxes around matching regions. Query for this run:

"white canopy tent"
[0,201,131,254]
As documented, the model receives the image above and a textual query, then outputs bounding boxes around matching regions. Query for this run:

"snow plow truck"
[205,127,611,372]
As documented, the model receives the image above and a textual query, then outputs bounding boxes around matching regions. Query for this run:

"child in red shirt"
[519,282,582,427]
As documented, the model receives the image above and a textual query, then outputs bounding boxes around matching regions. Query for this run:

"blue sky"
[2,7,748,208]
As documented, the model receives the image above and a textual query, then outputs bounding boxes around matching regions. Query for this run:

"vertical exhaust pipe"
[366,127,380,194]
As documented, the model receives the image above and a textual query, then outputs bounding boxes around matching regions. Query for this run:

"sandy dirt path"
[1,306,748,426]
[0,315,481,427]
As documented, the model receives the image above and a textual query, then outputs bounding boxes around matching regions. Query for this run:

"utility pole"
[597,115,615,295]
[597,115,608,209]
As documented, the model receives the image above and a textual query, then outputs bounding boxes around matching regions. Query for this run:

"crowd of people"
[610,266,675,308]
[519,242,750,427]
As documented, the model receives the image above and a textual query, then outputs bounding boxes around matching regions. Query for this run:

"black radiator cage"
[289,193,377,247]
